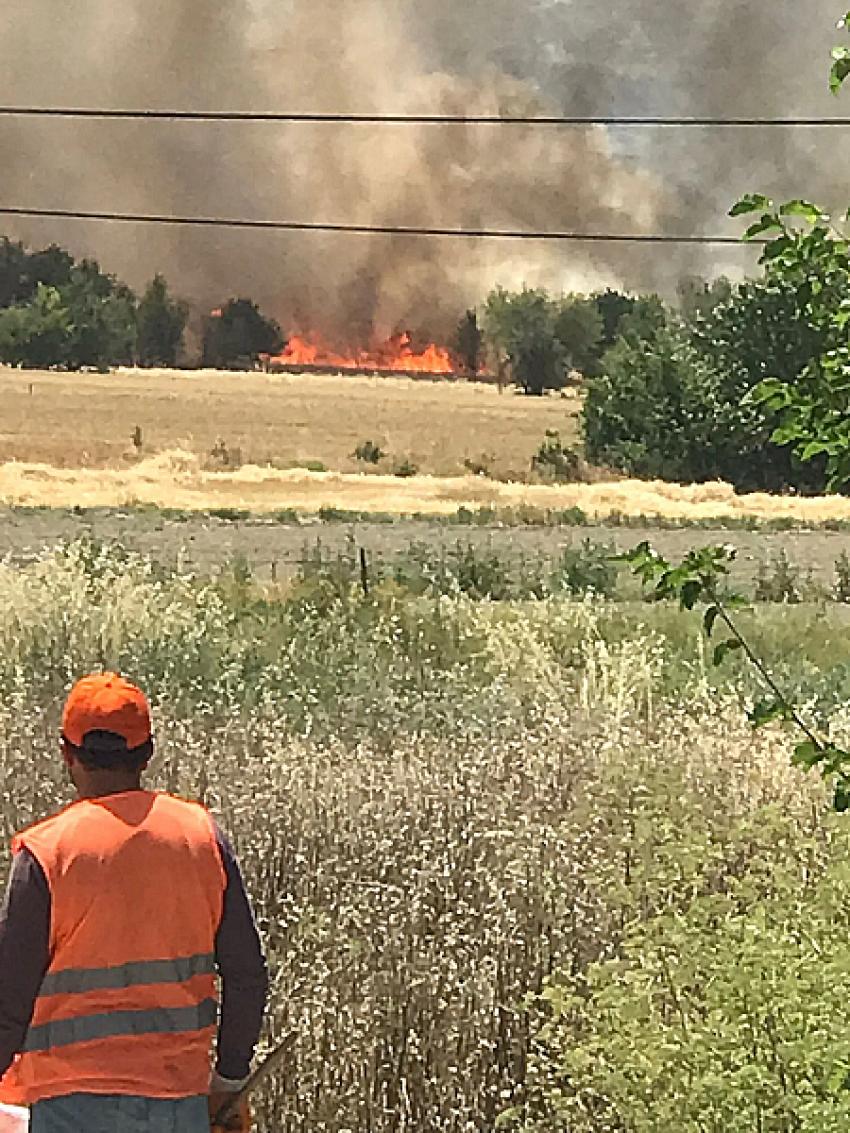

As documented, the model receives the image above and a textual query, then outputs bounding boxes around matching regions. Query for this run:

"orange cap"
[62,673,152,751]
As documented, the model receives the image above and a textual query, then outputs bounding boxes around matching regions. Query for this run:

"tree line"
[0,238,283,371]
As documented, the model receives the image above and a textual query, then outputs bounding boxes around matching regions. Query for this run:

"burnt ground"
[1,507,850,592]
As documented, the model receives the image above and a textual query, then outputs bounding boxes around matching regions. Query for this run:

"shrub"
[392,458,419,478]
[208,439,243,469]
[353,439,385,465]
[531,431,582,482]
[463,453,496,477]
[755,549,805,603]
[511,817,850,1133]
[835,552,850,603]
[550,540,618,597]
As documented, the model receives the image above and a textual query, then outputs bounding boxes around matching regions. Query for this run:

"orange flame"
[263,332,456,375]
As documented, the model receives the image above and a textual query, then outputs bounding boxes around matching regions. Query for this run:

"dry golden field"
[6,365,850,523]
[0,365,576,477]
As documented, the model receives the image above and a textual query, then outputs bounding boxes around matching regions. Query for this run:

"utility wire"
[0,205,764,245]
[0,107,849,126]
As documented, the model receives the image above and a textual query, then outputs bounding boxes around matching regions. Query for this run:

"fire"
[262,332,457,376]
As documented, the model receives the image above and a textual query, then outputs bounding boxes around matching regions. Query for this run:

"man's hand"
[208,1089,251,1132]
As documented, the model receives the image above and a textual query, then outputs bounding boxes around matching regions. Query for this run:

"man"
[0,673,268,1132]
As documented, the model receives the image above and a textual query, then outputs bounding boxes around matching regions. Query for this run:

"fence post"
[360,547,370,597]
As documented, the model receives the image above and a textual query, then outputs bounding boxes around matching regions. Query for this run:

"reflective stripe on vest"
[24,998,218,1053]
[39,951,216,997]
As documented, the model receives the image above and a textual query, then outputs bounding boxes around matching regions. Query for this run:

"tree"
[454,310,483,374]
[0,238,29,308]
[0,285,73,368]
[552,295,604,376]
[677,274,733,321]
[202,299,283,369]
[137,275,189,367]
[593,288,637,351]
[61,261,138,369]
[583,323,724,482]
[616,294,669,344]
[0,239,75,310]
[483,287,566,395]
[24,245,75,294]
[727,195,850,490]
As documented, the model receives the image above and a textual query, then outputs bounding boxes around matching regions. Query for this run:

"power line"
[0,205,764,245]
[0,107,849,127]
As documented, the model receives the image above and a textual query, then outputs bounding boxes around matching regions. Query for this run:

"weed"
[392,457,419,478]
[531,431,583,482]
[755,549,805,603]
[353,439,385,465]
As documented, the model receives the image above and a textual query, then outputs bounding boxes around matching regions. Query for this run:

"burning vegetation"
[261,332,457,377]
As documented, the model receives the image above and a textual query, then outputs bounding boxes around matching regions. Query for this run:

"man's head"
[61,673,153,794]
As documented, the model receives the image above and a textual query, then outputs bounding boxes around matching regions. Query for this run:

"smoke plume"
[0,0,846,343]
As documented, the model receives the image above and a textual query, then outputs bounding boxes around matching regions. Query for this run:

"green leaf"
[744,216,782,241]
[779,199,825,225]
[703,605,720,638]
[748,698,791,729]
[800,439,836,461]
[831,53,850,94]
[713,639,744,667]
[729,194,773,217]
[760,235,794,262]
[834,780,850,813]
[749,378,793,409]
[792,739,824,771]
[680,579,703,611]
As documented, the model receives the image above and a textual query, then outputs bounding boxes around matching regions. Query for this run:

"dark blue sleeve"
[0,849,51,1079]
[212,823,269,1081]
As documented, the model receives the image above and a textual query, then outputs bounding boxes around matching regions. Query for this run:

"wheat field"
[0,365,575,479]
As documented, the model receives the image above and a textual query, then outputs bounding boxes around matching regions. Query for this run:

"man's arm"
[0,850,50,1078]
[212,825,268,1087]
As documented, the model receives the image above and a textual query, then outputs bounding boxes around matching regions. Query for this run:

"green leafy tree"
[552,295,604,376]
[0,239,75,310]
[592,288,636,351]
[583,322,723,481]
[728,195,850,490]
[676,274,733,321]
[0,238,29,308]
[137,275,189,367]
[454,309,483,374]
[483,286,566,395]
[616,293,669,344]
[24,245,75,294]
[0,285,73,367]
[61,261,138,369]
[202,298,283,369]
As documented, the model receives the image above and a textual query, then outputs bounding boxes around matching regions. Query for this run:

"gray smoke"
[0,0,846,343]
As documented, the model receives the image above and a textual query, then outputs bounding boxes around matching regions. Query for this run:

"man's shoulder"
[11,802,81,855]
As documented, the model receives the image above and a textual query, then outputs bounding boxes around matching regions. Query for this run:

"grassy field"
[2,540,849,1130]
[0,365,576,479]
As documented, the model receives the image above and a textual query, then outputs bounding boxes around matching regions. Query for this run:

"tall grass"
[0,541,843,1130]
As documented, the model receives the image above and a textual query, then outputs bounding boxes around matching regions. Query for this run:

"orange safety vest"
[0,791,226,1106]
